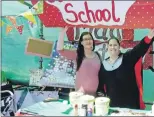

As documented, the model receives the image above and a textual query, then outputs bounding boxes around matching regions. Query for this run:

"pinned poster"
[25,37,54,58]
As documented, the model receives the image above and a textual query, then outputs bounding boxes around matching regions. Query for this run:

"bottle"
[74,104,78,116]
[87,108,92,116]
[79,104,87,116]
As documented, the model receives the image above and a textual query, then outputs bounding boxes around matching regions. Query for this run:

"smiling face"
[107,38,120,57]
[81,34,94,50]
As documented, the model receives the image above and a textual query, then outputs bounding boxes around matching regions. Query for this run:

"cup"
[95,97,110,116]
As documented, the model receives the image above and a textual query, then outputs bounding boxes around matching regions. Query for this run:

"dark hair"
[108,37,120,46]
[76,32,95,71]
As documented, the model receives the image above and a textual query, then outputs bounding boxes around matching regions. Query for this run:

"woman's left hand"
[148,28,154,39]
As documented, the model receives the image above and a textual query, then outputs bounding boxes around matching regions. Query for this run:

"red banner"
[31,0,154,29]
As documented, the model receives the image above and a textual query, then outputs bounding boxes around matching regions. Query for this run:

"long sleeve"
[97,64,106,95]
[57,28,77,60]
[124,36,154,65]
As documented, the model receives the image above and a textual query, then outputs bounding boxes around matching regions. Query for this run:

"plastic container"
[79,104,87,116]
[69,91,83,107]
[77,95,95,116]
[95,97,110,116]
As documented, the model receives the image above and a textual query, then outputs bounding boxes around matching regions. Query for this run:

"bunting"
[21,11,36,24]
[34,1,44,14]
[7,16,16,26]
[6,26,13,34]
[0,20,4,27]
[16,25,24,35]
[18,0,24,4]
[2,1,43,35]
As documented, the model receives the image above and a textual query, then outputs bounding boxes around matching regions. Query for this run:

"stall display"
[1,1,154,115]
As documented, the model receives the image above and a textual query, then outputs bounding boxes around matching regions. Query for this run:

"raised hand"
[60,26,69,32]
[148,28,154,39]
[64,26,69,31]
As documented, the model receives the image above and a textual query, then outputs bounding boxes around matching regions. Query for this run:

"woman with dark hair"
[57,27,101,96]
[98,29,154,109]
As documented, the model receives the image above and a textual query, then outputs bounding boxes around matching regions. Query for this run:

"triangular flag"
[7,16,16,26]
[6,26,13,34]
[0,20,4,27]
[16,25,24,35]
[21,11,36,24]
[33,3,38,10]
[35,1,43,14]
[18,0,24,4]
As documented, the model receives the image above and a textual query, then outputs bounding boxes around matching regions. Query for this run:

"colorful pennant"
[3,1,44,35]
[16,25,24,35]
[34,1,43,14]
[6,26,13,34]
[7,16,16,26]
[18,0,24,3]
[21,11,36,24]
[0,20,4,27]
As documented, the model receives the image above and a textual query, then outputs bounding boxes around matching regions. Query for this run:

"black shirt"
[97,37,154,109]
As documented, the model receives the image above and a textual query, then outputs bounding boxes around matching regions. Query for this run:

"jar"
[78,104,87,116]
[95,97,110,116]
[69,91,83,107]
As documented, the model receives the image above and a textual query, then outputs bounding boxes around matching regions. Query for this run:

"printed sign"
[31,0,154,28]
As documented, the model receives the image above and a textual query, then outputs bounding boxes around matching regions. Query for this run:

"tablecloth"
[15,99,153,116]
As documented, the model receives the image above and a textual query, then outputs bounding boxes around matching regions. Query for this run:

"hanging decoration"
[18,0,24,4]
[1,0,44,35]
[21,11,36,24]
[7,16,17,26]
[31,0,154,29]
[16,25,24,35]
[0,20,4,27]
[33,0,44,14]
[6,26,13,34]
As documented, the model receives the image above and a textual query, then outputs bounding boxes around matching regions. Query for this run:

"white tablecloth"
[16,99,153,116]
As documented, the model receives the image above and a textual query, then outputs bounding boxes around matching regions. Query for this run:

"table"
[15,99,153,116]
[15,99,73,116]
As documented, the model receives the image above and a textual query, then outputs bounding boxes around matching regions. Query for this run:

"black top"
[97,37,154,109]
